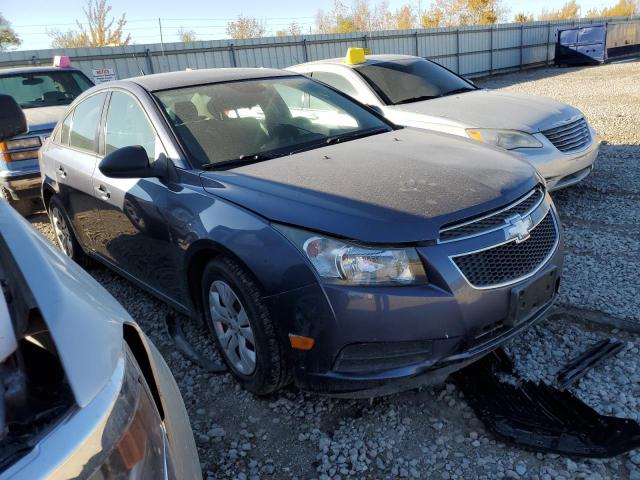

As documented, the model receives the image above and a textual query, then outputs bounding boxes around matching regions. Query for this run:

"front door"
[92,90,177,299]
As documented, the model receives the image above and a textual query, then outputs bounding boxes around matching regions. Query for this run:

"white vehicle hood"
[23,105,67,133]
[0,201,127,407]
[387,89,584,133]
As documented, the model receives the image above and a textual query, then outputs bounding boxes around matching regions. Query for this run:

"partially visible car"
[0,94,201,479]
[288,50,600,191]
[39,69,563,398]
[0,61,93,216]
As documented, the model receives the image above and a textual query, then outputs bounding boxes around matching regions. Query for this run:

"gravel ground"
[30,60,640,479]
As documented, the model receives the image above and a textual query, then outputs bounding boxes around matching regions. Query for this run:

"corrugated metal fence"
[1,16,638,81]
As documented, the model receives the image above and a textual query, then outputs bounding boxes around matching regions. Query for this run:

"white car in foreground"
[289,52,600,191]
[0,94,201,479]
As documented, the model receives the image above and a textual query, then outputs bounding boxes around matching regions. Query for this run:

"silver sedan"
[289,53,599,191]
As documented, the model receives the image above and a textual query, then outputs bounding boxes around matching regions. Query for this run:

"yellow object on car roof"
[344,48,371,65]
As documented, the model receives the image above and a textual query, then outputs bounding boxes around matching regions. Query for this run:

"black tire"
[0,188,33,217]
[201,256,291,395]
[48,195,92,269]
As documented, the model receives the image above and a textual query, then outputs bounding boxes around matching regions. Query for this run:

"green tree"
[48,0,130,48]
[539,0,581,20]
[0,13,21,50]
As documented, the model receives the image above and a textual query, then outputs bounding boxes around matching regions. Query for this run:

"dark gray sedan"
[39,68,563,397]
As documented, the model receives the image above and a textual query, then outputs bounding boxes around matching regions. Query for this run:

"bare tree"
[420,0,504,27]
[0,13,21,50]
[539,0,581,20]
[48,0,130,48]
[276,23,303,37]
[178,27,197,43]
[226,15,266,39]
[587,0,638,17]
[513,12,534,22]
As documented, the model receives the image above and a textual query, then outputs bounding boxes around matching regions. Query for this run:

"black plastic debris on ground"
[453,348,640,458]
[555,339,625,389]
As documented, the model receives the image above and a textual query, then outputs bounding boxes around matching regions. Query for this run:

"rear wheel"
[0,188,33,217]
[48,195,92,268]
[201,257,290,395]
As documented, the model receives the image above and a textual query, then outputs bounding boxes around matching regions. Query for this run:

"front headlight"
[466,129,543,150]
[87,347,172,479]
[275,225,427,285]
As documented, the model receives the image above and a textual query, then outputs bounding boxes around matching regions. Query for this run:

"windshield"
[354,58,476,105]
[154,76,391,168]
[0,71,93,109]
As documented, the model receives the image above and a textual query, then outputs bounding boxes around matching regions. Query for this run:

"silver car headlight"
[87,347,172,479]
[275,225,427,285]
[466,128,543,150]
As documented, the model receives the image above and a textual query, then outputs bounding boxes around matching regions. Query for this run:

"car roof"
[0,66,84,76]
[127,67,298,92]
[291,54,420,69]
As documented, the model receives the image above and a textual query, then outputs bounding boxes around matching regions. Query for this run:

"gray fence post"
[363,34,368,48]
[456,29,460,74]
[302,38,309,62]
[414,31,419,56]
[145,49,155,74]
[489,26,494,74]
[546,23,552,65]
[229,43,237,67]
[519,23,524,69]
[30,55,38,66]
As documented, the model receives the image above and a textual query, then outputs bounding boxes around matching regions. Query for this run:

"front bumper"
[267,202,564,397]
[512,133,600,191]
[0,168,41,200]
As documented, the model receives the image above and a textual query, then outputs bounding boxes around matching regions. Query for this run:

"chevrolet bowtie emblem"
[505,214,533,243]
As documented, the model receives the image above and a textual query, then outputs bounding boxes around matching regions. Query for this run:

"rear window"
[0,71,93,109]
[354,58,475,105]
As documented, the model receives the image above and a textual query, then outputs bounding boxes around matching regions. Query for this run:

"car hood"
[201,128,538,243]
[23,105,67,133]
[387,90,584,133]
[0,201,127,408]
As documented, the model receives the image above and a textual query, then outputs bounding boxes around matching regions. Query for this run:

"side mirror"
[0,94,27,141]
[99,146,163,179]
[366,104,384,116]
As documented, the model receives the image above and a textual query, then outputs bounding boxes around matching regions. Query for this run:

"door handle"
[57,166,67,178]
[95,184,111,199]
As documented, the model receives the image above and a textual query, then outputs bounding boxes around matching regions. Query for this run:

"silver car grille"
[541,117,591,152]
[439,187,545,243]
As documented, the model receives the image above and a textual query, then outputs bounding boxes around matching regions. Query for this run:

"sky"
[2,0,619,51]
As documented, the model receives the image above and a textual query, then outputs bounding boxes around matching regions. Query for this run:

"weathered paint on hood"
[0,201,126,408]
[386,90,584,133]
[22,105,67,132]
[201,128,538,243]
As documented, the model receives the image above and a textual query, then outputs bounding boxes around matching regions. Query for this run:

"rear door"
[49,92,107,250]
[91,89,176,298]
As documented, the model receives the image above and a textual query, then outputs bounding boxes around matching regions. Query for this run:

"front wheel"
[48,195,92,268]
[201,257,290,395]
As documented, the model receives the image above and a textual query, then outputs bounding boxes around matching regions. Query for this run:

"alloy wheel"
[209,280,257,375]
[51,206,74,257]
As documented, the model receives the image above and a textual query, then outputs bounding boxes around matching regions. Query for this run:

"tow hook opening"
[453,347,640,458]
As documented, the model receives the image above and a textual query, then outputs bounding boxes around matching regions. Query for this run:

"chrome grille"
[541,118,591,152]
[440,187,544,243]
[452,212,558,288]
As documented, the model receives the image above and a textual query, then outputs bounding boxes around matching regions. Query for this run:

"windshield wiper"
[200,153,278,170]
[393,95,440,105]
[440,87,475,97]
[324,127,390,145]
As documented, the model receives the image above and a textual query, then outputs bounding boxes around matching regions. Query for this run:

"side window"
[311,71,359,97]
[68,93,106,153]
[56,111,73,146]
[105,91,163,161]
